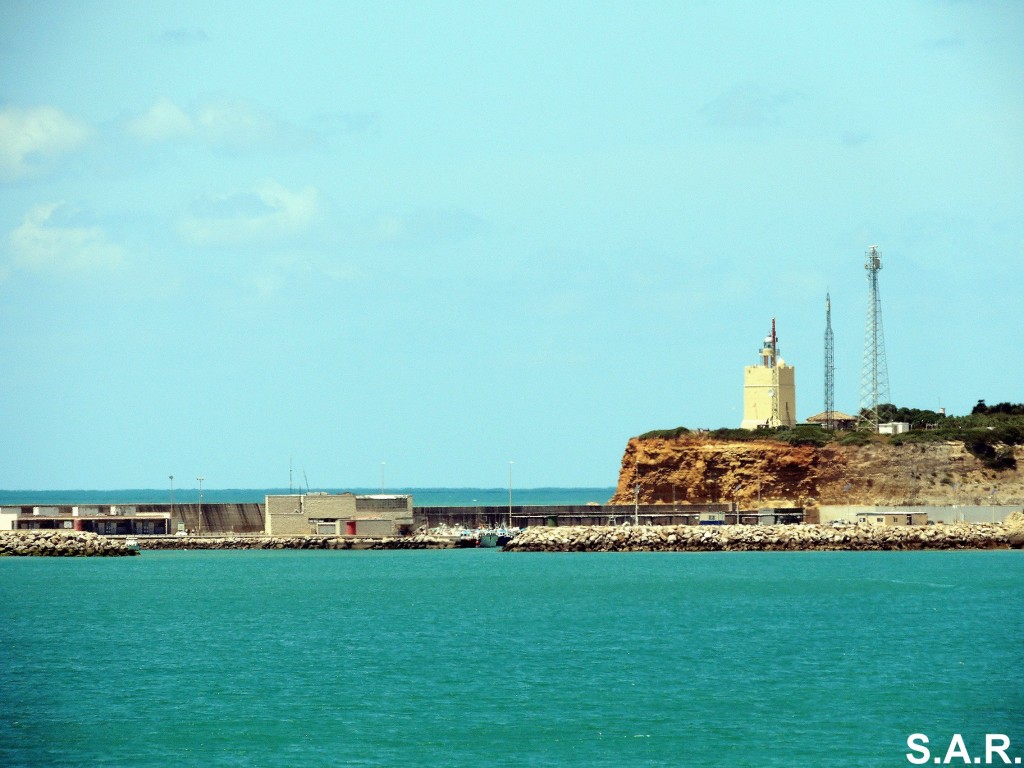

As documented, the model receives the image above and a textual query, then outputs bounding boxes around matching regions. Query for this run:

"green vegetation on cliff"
[639,401,1024,471]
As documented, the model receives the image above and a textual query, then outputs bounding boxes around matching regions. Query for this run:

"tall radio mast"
[859,245,890,430]
[824,292,835,432]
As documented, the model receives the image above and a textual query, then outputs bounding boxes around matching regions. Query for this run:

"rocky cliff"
[610,436,1024,507]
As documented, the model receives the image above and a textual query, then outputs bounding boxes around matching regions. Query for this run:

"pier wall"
[8,500,1021,535]
[414,503,732,529]
[137,503,265,534]
[4,501,732,534]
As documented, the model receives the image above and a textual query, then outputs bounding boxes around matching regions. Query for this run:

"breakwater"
[503,522,1024,552]
[134,534,459,551]
[0,531,139,556]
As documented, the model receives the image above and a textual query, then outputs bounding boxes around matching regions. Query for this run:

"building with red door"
[264,492,414,537]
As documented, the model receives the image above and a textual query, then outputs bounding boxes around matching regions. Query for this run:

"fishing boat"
[477,532,500,548]
[481,528,519,548]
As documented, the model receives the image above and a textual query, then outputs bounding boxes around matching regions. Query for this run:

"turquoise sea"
[1,549,1021,767]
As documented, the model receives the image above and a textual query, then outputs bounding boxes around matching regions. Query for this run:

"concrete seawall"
[14,500,1022,536]
[8,502,733,535]
[130,502,736,533]
[416,503,731,529]
[504,523,1024,552]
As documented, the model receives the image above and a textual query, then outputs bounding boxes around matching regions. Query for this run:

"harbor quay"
[2,493,1022,555]
[2,496,737,538]
[4,497,1022,538]
[2,517,1023,556]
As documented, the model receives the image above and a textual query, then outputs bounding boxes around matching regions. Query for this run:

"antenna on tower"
[769,318,781,427]
[858,245,890,431]
[824,291,835,432]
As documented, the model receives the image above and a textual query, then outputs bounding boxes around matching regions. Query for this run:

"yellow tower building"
[741,319,796,430]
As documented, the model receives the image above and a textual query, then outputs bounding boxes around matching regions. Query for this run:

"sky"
[1,1,1022,490]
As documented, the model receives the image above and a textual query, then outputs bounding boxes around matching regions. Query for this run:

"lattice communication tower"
[858,245,890,430]
[824,292,835,432]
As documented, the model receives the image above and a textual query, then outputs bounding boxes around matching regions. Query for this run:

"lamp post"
[633,459,640,526]
[508,461,514,529]
[381,462,386,494]
[196,476,204,536]
[169,475,174,535]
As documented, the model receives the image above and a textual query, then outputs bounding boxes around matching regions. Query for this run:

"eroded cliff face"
[610,437,1024,507]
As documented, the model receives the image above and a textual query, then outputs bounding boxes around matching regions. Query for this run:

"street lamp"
[633,459,640,526]
[508,461,514,529]
[169,475,174,535]
[381,462,386,494]
[196,476,204,536]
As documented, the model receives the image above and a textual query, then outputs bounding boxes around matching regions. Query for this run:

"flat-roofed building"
[878,421,911,435]
[804,411,858,431]
[264,492,414,536]
[0,505,172,535]
[856,511,928,526]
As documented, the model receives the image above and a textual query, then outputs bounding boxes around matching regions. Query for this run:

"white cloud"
[179,180,320,246]
[7,202,126,275]
[0,106,90,181]
[127,97,295,150]
[195,98,282,149]
[126,97,194,142]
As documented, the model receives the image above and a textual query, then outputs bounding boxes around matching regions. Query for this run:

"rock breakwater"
[137,534,456,550]
[503,523,1021,552]
[0,531,140,556]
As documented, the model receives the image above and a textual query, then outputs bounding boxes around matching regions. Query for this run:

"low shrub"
[638,426,691,440]
[839,432,870,446]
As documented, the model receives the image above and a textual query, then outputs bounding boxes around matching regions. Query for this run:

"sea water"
[1,549,1021,767]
